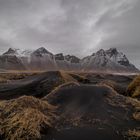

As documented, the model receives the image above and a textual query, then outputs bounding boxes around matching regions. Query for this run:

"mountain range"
[0,47,139,72]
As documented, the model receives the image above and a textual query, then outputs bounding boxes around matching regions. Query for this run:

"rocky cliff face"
[30,47,55,70]
[81,48,138,72]
[0,54,25,70]
[0,47,139,72]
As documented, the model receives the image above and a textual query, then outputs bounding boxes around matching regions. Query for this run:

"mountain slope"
[0,47,139,72]
[0,49,25,70]
[81,48,138,72]
[30,47,56,70]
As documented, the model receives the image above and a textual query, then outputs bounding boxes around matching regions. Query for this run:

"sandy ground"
[0,71,139,140]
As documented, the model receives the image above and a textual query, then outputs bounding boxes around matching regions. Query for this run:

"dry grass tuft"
[0,96,56,140]
[100,80,115,87]
[1,108,51,140]
[126,97,140,109]
[0,72,37,83]
[98,80,117,91]
[69,73,90,83]
[126,97,140,121]
[128,129,140,138]
[127,75,140,97]
[133,112,140,121]
[60,71,77,83]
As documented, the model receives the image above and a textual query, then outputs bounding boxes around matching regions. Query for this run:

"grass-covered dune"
[0,96,56,140]
[0,71,140,140]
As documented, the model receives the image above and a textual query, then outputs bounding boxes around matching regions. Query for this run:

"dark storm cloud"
[0,0,140,67]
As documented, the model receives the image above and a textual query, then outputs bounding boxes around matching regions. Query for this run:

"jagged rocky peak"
[3,48,19,56]
[105,48,130,66]
[96,49,106,56]
[55,53,65,60]
[65,55,80,63]
[0,47,139,72]
[81,48,139,72]
[106,48,118,54]
[2,48,33,57]
[32,47,53,57]
[0,53,25,70]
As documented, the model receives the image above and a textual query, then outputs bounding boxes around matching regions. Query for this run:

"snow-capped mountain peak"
[3,48,20,56]
[55,53,65,60]
[65,55,80,63]
[32,47,53,57]
[3,48,33,57]
[0,47,139,72]
[96,49,106,56]
[81,48,139,72]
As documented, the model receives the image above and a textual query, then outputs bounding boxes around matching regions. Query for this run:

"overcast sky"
[0,0,140,68]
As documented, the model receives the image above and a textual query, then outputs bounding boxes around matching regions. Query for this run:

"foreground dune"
[0,71,140,140]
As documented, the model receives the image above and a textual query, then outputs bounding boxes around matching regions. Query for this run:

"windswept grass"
[133,112,140,121]
[60,71,77,83]
[0,96,56,140]
[126,97,140,122]
[128,129,140,138]
[0,72,37,83]
[127,75,140,97]
[98,80,117,91]
[69,73,90,83]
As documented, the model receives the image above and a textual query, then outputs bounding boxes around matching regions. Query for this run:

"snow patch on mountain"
[1,47,139,72]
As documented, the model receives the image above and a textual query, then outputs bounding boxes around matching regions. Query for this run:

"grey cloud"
[0,0,140,67]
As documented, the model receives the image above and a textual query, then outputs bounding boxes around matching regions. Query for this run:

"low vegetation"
[0,96,56,140]
[127,75,140,97]
[60,71,77,82]
[99,80,118,91]
[128,129,140,138]
[126,97,140,138]
[69,73,90,83]
[0,72,37,83]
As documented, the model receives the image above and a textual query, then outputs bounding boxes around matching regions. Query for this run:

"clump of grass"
[128,129,140,138]
[126,97,140,109]
[1,108,52,140]
[0,96,56,140]
[60,71,77,83]
[127,75,140,98]
[133,112,140,121]
[126,97,140,121]
[99,80,117,90]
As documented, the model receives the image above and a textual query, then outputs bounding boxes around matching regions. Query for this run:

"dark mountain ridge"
[0,47,139,72]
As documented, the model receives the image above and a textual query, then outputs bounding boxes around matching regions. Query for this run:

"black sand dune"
[0,71,139,140]
[42,127,124,140]
[85,73,136,95]
[45,85,139,140]
[0,71,93,100]
[0,71,65,99]
[85,73,135,84]
[0,71,135,100]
